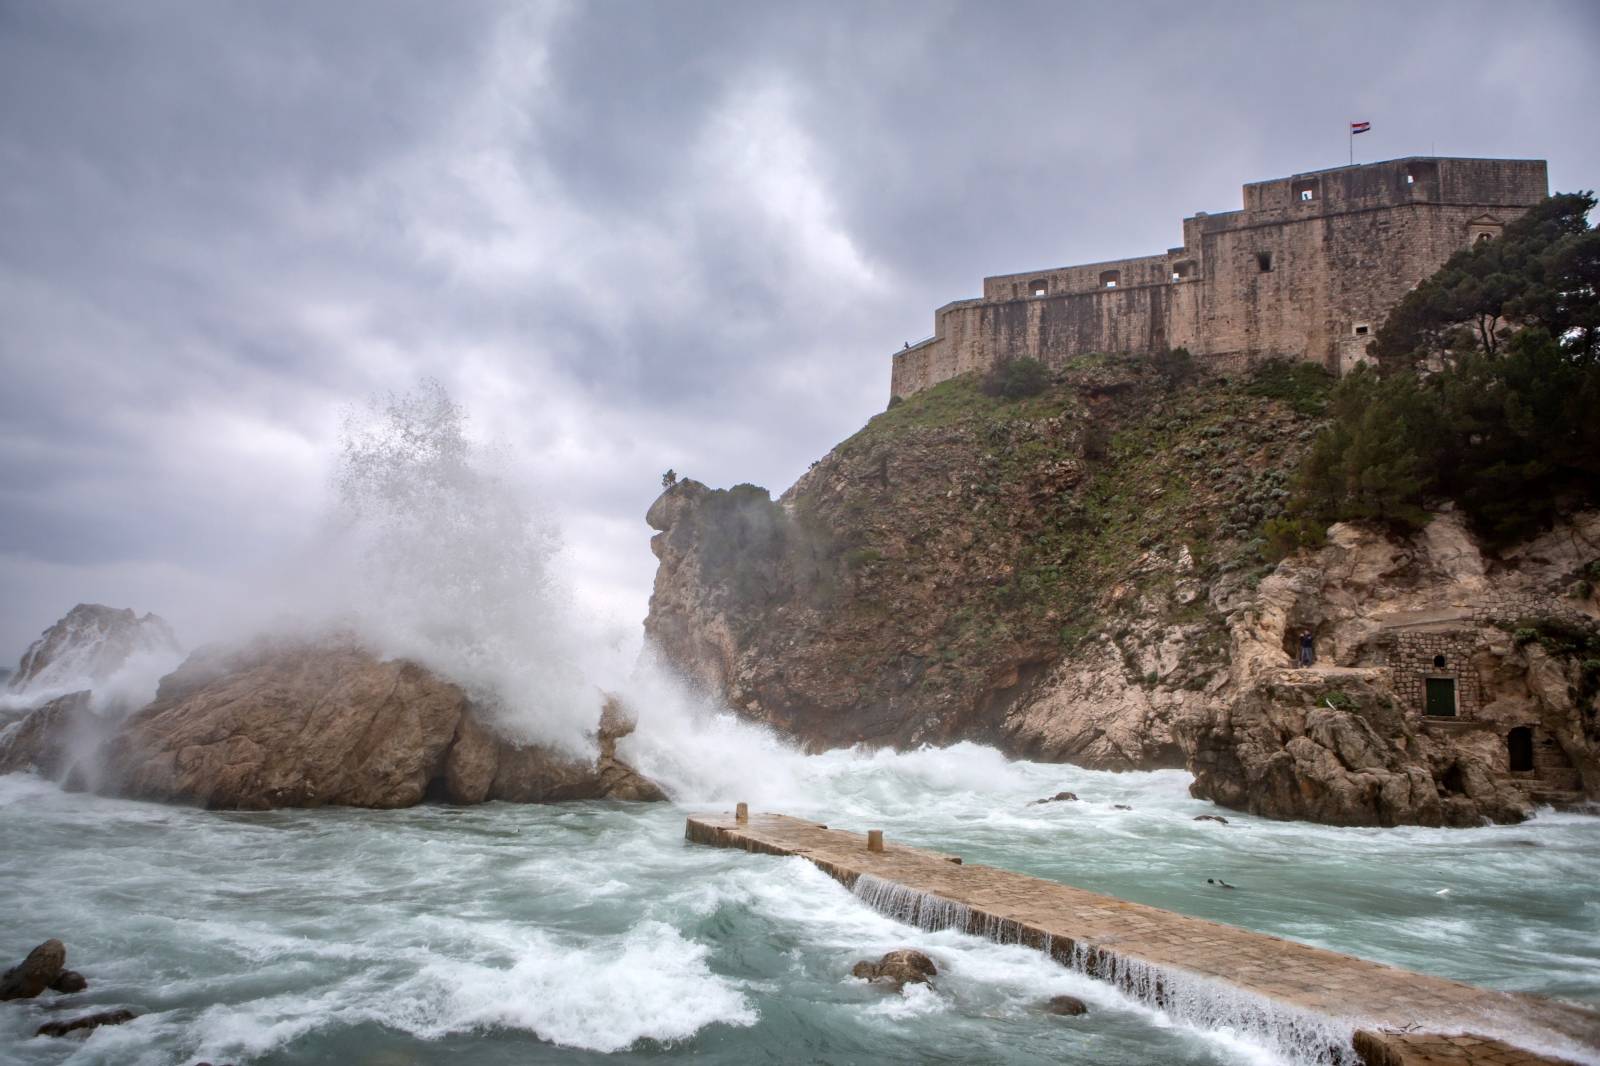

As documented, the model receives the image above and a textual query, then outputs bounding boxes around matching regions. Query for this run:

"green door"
[1425,677,1456,717]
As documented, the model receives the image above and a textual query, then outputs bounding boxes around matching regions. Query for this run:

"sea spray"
[851,871,1364,1066]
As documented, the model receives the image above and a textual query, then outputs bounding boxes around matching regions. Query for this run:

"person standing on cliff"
[1297,629,1315,668]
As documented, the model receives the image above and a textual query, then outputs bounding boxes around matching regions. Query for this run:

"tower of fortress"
[890,156,1548,400]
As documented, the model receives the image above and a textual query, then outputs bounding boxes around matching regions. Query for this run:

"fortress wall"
[982,252,1173,300]
[890,158,1549,400]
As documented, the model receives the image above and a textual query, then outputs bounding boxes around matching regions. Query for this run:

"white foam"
[377,919,755,1052]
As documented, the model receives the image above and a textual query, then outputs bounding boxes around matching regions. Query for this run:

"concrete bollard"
[735,802,748,824]
[867,829,884,852]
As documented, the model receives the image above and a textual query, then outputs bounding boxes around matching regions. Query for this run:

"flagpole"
[1349,126,1353,166]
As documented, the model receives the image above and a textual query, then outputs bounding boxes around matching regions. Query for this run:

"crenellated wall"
[891,156,1549,400]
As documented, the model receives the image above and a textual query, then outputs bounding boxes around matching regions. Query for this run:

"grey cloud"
[1,0,1597,655]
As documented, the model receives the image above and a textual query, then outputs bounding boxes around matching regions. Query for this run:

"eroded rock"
[851,948,937,990]
[1044,994,1088,1016]
[4,637,667,811]
[0,939,66,1001]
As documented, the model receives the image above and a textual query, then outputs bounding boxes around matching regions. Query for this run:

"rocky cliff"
[6,603,180,697]
[0,637,665,809]
[645,359,1600,825]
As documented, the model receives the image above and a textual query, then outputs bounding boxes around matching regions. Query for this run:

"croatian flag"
[1350,121,1371,135]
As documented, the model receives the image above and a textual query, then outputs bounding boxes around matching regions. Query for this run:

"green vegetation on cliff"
[1273,192,1600,552]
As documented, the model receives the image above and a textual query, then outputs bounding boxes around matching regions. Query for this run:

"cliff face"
[645,361,1600,825]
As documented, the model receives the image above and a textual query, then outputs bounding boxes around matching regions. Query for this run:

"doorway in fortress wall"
[1424,677,1458,718]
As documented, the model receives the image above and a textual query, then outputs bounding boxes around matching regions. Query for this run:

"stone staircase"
[1520,737,1588,809]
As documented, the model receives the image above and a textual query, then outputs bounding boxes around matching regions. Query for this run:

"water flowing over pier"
[686,811,1599,1066]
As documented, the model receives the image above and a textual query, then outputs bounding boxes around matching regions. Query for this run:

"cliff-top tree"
[1273,193,1600,552]
[1372,191,1599,367]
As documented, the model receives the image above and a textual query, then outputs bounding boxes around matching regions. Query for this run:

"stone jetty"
[686,811,1598,1066]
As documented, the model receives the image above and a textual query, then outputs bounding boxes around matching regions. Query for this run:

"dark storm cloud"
[2,0,1597,654]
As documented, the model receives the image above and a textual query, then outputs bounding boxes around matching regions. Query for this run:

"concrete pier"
[686,811,1599,1066]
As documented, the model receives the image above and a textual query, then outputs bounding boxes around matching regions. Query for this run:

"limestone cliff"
[645,360,1600,825]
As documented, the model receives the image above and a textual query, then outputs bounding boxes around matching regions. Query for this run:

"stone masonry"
[891,157,1548,400]
[688,811,1599,1066]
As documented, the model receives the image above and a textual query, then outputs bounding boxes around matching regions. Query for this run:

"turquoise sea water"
[2,743,1597,1066]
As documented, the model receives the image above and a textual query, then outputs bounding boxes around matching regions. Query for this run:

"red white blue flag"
[1350,121,1371,134]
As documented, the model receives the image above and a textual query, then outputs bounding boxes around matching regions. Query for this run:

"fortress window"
[1171,260,1195,281]
[1292,179,1318,202]
[1256,251,1273,273]
[1099,270,1121,289]
[1406,173,1415,185]
[1030,279,1048,297]
[1353,323,1370,336]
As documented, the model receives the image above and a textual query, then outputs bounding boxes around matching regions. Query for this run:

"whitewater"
[2,742,1598,1065]
[3,384,1596,1064]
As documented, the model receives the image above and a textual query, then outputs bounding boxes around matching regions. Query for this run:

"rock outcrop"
[1,638,665,810]
[7,604,180,696]
[0,939,66,1001]
[644,363,1600,826]
[851,948,937,990]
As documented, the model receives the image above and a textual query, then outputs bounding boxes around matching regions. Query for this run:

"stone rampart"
[891,156,1548,400]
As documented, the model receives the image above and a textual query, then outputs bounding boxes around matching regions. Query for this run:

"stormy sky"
[2,0,1596,660]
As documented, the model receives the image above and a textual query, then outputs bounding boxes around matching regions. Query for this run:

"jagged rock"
[36,1009,136,1038]
[851,949,937,990]
[8,604,180,695]
[0,693,97,778]
[50,970,87,994]
[1030,791,1078,805]
[0,939,66,1001]
[1111,804,1132,810]
[1193,814,1228,824]
[6,637,672,811]
[1044,994,1088,1016]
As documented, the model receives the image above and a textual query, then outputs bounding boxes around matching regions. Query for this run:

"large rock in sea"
[1,638,664,810]
[7,603,180,696]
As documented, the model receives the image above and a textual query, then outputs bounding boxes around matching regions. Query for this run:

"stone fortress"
[890,156,1548,400]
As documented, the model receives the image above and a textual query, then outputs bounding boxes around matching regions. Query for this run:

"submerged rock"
[851,948,937,990]
[1193,814,1228,824]
[1044,994,1088,1016]
[50,970,87,994]
[0,939,66,1001]
[36,1009,136,1038]
[1030,791,1078,805]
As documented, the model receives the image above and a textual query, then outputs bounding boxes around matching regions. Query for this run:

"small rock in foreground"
[1194,814,1229,824]
[1045,994,1089,1016]
[36,1009,136,1038]
[851,949,937,990]
[0,940,66,1001]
